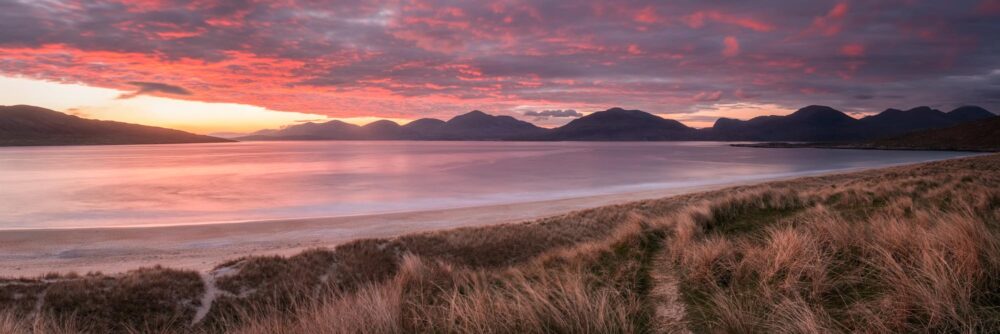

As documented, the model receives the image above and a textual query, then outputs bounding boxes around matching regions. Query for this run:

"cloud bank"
[0,0,997,122]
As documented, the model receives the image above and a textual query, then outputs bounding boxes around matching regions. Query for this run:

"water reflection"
[0,141,975,229]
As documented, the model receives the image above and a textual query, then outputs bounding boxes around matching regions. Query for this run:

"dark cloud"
[118,81,192,99]
[523,109,583,118]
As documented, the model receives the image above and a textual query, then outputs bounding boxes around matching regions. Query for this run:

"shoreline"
[0,156,977,278]
[0,182,737,277]
[730,142,1000,153]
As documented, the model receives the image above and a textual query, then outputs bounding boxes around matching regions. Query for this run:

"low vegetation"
[2,154,999,333]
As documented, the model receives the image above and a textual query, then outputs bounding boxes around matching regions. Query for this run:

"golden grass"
[664,159,1000,332]
[2,154,999,333]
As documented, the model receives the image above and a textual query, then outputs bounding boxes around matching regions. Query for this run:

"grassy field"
[2,154,999,333]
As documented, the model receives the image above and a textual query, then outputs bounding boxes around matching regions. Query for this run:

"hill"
[0,105,233,146]
[540,107,697,140]
[708,105,859,141]
[241,110,547,141]
[433,110,547,140]
[857,106,996,138]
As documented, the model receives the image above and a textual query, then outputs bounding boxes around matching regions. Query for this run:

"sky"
[0,0,998,133]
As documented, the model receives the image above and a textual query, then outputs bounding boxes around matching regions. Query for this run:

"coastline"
[0,182,737,277]
[0,155,978,277]
[730,142,1000,153]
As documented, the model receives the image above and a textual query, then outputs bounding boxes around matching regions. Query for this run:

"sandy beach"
[1,155,981,279]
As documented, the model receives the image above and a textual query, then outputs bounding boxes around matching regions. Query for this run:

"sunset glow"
[1,0,998,132]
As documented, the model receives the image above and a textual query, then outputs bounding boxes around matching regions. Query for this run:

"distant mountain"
[709,105,995,141]
[944,106,995,123]
[239,105,994,143]
[361,120,408,140]
[402,118,447,138]
[539,107,697,140]
[435,110,547,140]
[708,105,860,141]
[866,115,1000,151]
[857,106,996,138]
[239,120,363,141]
[242,110,547,141]
[0,105,233,146]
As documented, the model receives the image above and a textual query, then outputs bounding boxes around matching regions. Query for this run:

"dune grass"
[2,154,999,333]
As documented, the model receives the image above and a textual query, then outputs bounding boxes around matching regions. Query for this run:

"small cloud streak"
[118,81,192,99]
[524,109,583,118]
[693,91,724,102]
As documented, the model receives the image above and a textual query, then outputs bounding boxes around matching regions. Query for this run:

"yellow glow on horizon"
[0,76,330,134]
[673,103,799,128]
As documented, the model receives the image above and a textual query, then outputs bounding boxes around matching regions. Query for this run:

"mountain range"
[239,110,547,141]
[0,104,994,146]
[0,105,232,146]
[243,105,995,142]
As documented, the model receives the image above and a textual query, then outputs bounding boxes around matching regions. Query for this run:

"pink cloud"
[722,36,740,57]
[839,43,865,56]
[633,6,661,24]
[978,0,1000,15]
[627,44,643,55]
[0,0,996,125]
[693,91,723,102]
[682,11,775,32]
[804,2,849,36]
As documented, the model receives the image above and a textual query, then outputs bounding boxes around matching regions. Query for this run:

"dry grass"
[665,158,1000,333]
[2,154,999,333]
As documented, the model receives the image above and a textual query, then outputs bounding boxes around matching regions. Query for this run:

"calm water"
[0,141,975,229]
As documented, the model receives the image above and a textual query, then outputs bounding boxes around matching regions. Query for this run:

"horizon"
[4,102,994,136]
[1,1,999,133]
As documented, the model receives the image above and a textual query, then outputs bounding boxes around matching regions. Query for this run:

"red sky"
[0,0,998,132]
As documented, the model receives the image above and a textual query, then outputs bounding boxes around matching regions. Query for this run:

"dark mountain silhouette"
[707,105,860,141]
[945,106,995,123]
[539,107,697,140]
[402,118,447,138]
[361,120,408,139]
[240,105,994,143]
[0,105,232,146]
[436,110,546,139]
[242,110,547,141]
[857,106,996,138]
[709,105,995,141]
